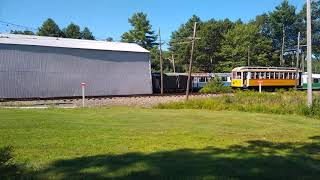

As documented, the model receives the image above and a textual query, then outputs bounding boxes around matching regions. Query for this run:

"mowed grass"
[1,107,320,179]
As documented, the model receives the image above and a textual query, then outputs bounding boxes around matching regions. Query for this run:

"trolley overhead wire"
[0,19,38,31]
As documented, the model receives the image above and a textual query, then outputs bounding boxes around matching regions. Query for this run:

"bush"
[0,146,14,168]
[0,146,24,178]
[199,78,233,94]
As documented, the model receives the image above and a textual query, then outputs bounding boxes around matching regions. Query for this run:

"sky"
[0,0,305,42]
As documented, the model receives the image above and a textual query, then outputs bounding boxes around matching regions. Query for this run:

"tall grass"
[157,91,320,119]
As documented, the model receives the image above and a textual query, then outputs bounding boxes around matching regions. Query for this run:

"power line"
[0,20,38,31]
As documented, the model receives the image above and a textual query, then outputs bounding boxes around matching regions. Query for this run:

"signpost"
[258,80,263,93]
[81,83,86,108]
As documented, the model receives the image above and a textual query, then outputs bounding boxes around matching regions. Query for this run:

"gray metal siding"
[0,44,152,98]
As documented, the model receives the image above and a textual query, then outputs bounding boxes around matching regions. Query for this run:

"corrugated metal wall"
[0,44,153,98]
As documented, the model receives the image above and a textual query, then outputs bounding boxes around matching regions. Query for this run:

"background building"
[0,34,152,98]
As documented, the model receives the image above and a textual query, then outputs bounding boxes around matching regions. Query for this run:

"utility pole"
[158,28,164,95]
[172,54,176,74]
[295,32,301,90]
[247,46,250,66]
[307,0,313,106]
[281,24,285,66]
[186,22,197,101]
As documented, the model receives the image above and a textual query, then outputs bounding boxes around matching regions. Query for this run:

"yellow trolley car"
[231,67,302,89]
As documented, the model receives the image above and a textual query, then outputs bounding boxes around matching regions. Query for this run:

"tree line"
[11,18,95,40]
[120,0,320,73]
[10,0,320,73]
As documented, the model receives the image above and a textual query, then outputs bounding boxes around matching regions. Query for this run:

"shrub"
[199,78,233,94]
[0,146,24,178]
[0,146,14,168]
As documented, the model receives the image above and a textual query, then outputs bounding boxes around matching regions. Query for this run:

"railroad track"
[0,93,224,108]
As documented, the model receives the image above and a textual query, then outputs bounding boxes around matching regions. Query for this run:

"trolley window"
[266,72,270,79]
[199,77,206,82]
[270,72,274,79]
[233,72,241,79]
[280,72,284,79]
[251,73,255,79]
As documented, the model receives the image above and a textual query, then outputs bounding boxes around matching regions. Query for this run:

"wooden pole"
[158,28,164,95]
[172,54,176,74]
[186,22,197,101]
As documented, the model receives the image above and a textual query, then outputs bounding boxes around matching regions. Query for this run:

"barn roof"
[0,33,149,53]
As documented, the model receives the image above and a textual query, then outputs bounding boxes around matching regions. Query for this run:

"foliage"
[299,1,320,59]
[150,47,174,72]
[1,108,320,178]
[169,15,202,72]
[10,30,35,35]
[105,37,113,42]
[163,0,320,73]
[63,23,81,39]
[219,23,273,71]
[80,27,95,40]
[0,146,22,178]
[37,18,62,37]
[199,77,233,93]
[0,146,14,167]
[121,12,157,50]
[158,91,320,119]
[269,0,298,50]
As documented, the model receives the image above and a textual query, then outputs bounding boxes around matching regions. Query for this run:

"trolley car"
[231,67,302,89]
[301,73,320,90]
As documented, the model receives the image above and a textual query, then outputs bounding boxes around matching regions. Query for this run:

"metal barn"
[0,34,153,98]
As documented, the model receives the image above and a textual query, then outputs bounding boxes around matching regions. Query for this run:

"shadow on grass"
[34,136,320,180]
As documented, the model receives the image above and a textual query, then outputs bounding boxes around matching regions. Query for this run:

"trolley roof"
[0,33,149,53]
[232,66,301,72]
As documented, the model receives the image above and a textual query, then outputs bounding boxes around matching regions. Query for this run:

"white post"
[307,0,313,106]
[81,83,86,108]
[259,82,262,93]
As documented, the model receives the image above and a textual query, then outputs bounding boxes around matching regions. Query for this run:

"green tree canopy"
[63,23,81,39]
[10,30,35,35]
[106,37,113,42]
[169,16,235,73]
[121,12,157,50]
[81,27,95,40]
[37,18,61,37]
[169,15,201,72]
[269,0,298,52]
[299,1,320,59]
[220,23,273,72]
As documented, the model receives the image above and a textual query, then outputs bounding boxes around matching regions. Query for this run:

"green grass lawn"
[1,107,320,179]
